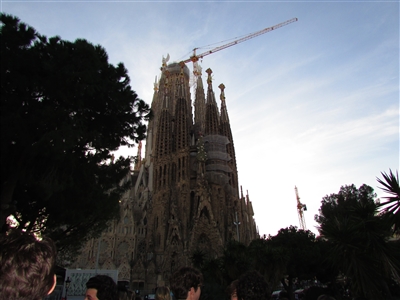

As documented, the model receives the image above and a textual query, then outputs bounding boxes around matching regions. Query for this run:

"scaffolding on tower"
[294,186,307,230]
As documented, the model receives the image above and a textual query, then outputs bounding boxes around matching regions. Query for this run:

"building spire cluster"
[72,61,258,291]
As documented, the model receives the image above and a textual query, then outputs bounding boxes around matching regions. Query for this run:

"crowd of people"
[0,231,336,300]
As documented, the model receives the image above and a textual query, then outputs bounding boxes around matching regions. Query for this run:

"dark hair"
[156,286,171,300]
[317,295,336,300]
[86,275,118,300]
[170,266,203,300]
[226,279,239,296]
[236,270,270,300]
[118,287,134,300]
[0,230,56,300]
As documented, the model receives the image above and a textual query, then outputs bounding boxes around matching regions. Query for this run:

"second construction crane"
[295,186,307,230]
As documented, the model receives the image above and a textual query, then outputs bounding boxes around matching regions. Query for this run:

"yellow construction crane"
[294,186,307,230]
[182,17,298,65]
[161,18,298,76]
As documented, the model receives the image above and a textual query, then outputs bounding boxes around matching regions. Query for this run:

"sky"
[2,0,398,237]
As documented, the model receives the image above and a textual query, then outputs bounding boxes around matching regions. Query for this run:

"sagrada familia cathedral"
[72,58,258,291]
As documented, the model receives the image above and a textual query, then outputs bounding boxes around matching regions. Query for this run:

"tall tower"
[71,61,258,291]
[131,62,258,287]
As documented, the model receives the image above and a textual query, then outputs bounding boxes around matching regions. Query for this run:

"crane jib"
[180,17,298,66]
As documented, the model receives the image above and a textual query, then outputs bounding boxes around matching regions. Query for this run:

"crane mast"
[295,186,307,230]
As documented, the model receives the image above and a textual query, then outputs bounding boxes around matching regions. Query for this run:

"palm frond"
[377,169,400,197]
[377,169,400,214]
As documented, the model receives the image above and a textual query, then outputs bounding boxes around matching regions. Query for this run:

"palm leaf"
[377,169,400,232]
[377,169,400,200]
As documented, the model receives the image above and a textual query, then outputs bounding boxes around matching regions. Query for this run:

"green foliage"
[194,179,400,300]
[190,249,226,300]
[194,231,325,300]
[315,184,399,299]
[267,226,318,278]
[377,169,400,233]
[312,237,339,286]
[191,249,207,270]
[266,226,321,299]
[222,241,251,282]
[0,13,151,259]
[247,238,288,288]
[200,258,226,300]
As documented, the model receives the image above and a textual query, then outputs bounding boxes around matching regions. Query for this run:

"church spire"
[219,83,230,123]
[162,70,170,109]
[134,141,143,171]
[152,76,160,111]
[219,83,239,196]
[177,61,187,99]
[194,65,206,136]
[154,68,173,159]
[204,68,220,135]
[145,76,159,164]
[174,62,190,151]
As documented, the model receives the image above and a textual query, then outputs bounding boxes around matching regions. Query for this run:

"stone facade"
[71,62,258,291]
